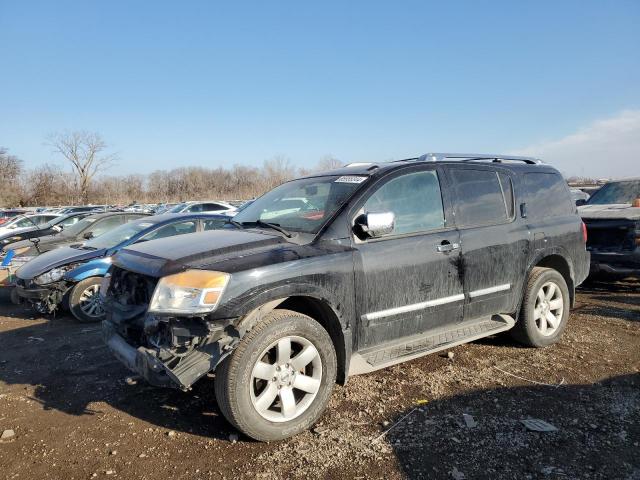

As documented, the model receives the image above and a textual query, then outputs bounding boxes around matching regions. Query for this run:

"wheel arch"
[531,253,575,307]
[276,296,350,385]
[236,294,351,385]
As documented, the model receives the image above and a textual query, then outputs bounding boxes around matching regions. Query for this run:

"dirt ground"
[0,279,638,480]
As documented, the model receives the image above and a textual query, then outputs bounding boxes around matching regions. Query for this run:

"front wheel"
[214,309,337,441]
[511,267,570,347]
[69,277,105,323]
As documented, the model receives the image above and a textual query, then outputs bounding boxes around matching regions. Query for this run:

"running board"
[348,314,515,375]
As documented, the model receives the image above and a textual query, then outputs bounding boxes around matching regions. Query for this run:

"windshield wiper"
[255,220,293,238]
[224,219,244,229]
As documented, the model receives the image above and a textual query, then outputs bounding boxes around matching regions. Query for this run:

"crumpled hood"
[16,245,106,280]
[578,204,640,221]
[113,229,288,277]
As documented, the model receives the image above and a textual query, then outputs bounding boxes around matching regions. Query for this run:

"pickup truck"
[579,178,640,278]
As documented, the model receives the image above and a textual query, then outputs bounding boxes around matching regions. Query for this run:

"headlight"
[149,270,230,314]
[34,267,68,285]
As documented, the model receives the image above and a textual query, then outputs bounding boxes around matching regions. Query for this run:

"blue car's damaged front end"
[14,214,230,320]
[14,247,111,314]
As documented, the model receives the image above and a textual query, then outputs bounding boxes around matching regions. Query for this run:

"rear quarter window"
[523,172,575,220]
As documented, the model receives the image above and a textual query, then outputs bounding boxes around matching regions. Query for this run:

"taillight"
[581,221,588,244]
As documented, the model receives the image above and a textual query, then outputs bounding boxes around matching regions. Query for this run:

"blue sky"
[1,0,638,177]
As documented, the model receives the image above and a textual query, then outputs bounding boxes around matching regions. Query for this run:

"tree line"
[0,132,343,207]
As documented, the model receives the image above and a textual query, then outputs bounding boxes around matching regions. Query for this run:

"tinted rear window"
[449,169,510,227]
[524,172,574,219]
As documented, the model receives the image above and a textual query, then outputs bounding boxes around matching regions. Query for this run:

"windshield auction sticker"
[335,176,367,184]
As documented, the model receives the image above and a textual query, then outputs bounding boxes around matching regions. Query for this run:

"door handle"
[437,241,460,253]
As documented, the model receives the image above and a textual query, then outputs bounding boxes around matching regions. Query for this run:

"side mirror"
[354,212,395,239]
[52,225,63,233]
[83,231,94,240]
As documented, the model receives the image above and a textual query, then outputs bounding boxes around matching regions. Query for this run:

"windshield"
[62,217,97,236]
[587,180,640,205]
[14,216,47,228]
[168,203,187,213]
[3,215,29,228]
[41,217,63,228]
[233,175,366,234]
[83,220,156,249]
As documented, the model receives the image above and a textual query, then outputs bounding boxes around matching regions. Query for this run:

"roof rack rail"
[415,153,543,164]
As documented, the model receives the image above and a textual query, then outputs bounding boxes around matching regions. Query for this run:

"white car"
[0,213,60,237]
[167,201,237,215]
[260,197,311,220]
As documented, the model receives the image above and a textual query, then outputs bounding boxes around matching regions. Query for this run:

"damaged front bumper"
[102,305,240,391]
[14,280,68,313]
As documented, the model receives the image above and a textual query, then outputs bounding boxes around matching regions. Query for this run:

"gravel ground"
[0,279,638,480]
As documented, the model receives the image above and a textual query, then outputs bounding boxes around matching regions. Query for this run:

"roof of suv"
[307,153,558,179]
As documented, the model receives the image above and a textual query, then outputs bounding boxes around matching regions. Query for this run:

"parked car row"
[0,200,244,303]
[13,213,230,321]
[3,160,637,443]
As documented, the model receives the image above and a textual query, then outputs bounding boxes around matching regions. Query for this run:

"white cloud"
[512,110,640,179]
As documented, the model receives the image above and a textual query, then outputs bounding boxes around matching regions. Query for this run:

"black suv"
[102,153,590,441]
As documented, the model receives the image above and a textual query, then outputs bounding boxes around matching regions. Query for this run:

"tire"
[9,287,23,305]
[214,309,337,441]
[511,267,570,347]
[69,277,105,323]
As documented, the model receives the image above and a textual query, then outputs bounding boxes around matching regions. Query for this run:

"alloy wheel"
[78,284,104,318]
[249,335,322,423]
[533,281,564,336]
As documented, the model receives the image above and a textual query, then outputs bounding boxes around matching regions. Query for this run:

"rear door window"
[524,172,574,220]
[448,168,510,227]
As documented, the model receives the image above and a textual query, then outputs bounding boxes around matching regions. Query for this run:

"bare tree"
[0,148,24,206]
[47,131,117,204]
[316,155,342,171]
[263,156,296,190]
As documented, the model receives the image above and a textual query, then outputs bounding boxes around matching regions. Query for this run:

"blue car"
[14,213,230,322]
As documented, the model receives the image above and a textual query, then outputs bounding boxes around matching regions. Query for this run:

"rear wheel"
[69,277,105,323]
[214,309,337,441]
[511,267,570,347]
